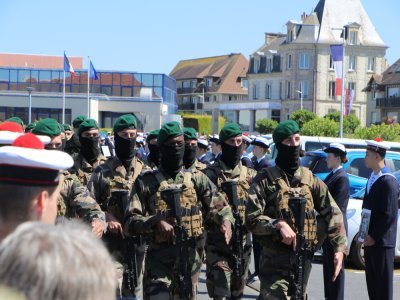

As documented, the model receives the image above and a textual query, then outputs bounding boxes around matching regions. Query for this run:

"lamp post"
[296,81,303,110]
[26,87,34,123]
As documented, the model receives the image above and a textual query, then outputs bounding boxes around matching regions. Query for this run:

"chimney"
[301,12,308,22]
[265,33,278,45]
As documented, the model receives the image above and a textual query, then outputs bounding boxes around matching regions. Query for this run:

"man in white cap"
[363,138,399,300]
[0,133,73,240]
[209,134,222,164]
[241,135,254,169]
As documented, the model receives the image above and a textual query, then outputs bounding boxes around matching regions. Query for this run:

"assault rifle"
[160,187,193,300]
[109,190,138,295]
[288,197,307,300]
[221,180,244,282]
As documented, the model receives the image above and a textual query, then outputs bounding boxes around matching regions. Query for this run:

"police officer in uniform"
[322,143,350,300]
[246,120,348,300]
[88,114,145,299]
[362,139,399,300]
[124,121,231,300]
[69,119,106,185]
[203,123,257,300]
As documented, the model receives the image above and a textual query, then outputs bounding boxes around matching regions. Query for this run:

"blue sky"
[1,0,397,74]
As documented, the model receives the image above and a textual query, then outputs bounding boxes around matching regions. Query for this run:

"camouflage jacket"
[58,170,105,222]
[185,160,207,172]
[245,166,348,254]
[87,156,144,216]
[125,167,233,240]
[69,153,107,186]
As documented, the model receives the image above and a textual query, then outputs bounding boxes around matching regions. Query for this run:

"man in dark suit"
[362,139,399,300]
[323,143,350,300]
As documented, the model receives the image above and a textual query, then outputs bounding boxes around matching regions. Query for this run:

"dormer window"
[253,58,260,73]
[345,23,360,45]
[205,78,213,87]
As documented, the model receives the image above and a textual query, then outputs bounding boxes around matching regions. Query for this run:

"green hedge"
[301,118,339,137]
[182,114,225,135]
[255,119,278,134]
[353,123,400,141]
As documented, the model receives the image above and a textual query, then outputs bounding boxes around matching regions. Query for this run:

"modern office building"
[0,53,177,131]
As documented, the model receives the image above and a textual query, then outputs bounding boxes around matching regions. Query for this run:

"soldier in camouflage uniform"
[124,121,233,300]
[88,114,145,299]
[203,123,256,300]
[31,118,106,238]
[64,115,86,156]
[245,120,348,300]
[183,127,207,172]
[143,129,161,171]
[69,119,107,185]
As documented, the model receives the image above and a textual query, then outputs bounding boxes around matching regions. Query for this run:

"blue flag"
[89,61,99,80]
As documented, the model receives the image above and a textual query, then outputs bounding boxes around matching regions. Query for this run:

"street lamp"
[296,82,303,110]
[26,87,34,123]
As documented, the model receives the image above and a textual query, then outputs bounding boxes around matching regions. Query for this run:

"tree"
[324,112,360,134]
[300,118,339,137]
[290,110,317,129]
[255,119,278,134]
[353,123,400,141]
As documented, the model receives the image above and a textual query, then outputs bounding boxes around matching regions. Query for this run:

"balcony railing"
[376,97,400,108]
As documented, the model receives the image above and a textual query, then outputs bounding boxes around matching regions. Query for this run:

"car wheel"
[350,233,365,269]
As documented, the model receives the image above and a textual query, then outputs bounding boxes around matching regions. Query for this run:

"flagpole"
[87,56,90,118]
[63,52,66,124]
[339,27,346,138]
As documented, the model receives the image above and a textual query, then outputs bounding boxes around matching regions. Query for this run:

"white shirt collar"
[332,166,343,174]
[257,155,266,163]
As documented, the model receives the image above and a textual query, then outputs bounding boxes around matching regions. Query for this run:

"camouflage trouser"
[205,233,252,299]
[143,237,203,300]
[115,243,146,299]
[258,247,312,300]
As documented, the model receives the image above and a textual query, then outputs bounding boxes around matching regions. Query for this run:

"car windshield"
[301,155,330,173]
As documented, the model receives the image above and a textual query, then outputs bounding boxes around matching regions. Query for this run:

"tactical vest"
[103,157,143,222]
[264,166,317,246]
[213,164,250,225]
[153,171,202,242]
[75,156,106,186]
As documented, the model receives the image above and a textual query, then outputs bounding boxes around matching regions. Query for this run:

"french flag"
[330,45,343,96]
[64,53,75,78]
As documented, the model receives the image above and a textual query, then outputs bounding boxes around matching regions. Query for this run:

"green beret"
[63,124,73,131]
[25,122,36,132]
[157,121,183,146]
[72,115,87,128]
[146,129,160,142]
[78,119,99,136]
[219,123,242,142]
[6,117,24,127]
[272,120,300,144]
[113,114,137,133]
[184,127,197,141]
[32,118,61,137]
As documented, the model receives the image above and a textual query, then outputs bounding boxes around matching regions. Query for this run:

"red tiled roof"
[0,53,83,69]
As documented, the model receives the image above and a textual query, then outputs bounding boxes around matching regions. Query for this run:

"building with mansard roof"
[248,0,388,126]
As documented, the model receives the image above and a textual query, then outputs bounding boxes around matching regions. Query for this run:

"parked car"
[346,175,400,269]
[301,149,400,194]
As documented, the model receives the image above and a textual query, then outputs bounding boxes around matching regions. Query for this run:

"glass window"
[154,75,163,86]
[252,84,258,100]
[39,83,51,92]
[10,70,18,82]
[154,87,162,98]
[265,83,271,99]
[18,70,30,83]
[113,73,121,85]
[271,110,280,122]
[286,81,291,99]
[182,81,190,88]
[141,74,153,86]
[329,81,336,98]
[51,84,59,92]
[122,87,132,97]
[0,83,8,90]
[300,80,309,98]
[349,31,358,45]
[101,86,112,95]
[329,56,335,69]
[346,158,371,178]
[121,73,133,86]
[299,53,309,69]
[287,54,292,69]
[0,109,6,122]
[91,85,100,94]
[390,159,400,172]
[51,71,60,83]
[112,86,121,96]
[368,57,375,72]
[0,69,9,82]
[30,70,39,85]
[39,70,51,83]
[349,55,356,70]
[71,85,80,93]
[134,74,142,86]
[253,59,259,73]
[101,73,112,85]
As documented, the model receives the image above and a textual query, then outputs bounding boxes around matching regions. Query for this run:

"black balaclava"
[183,143,197,169]
[220,142,243,170]
[275,143,301,178]
[114,133,136,165]
[160,142,185,177]
[147,143,161,167]
[79,136,100,164]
